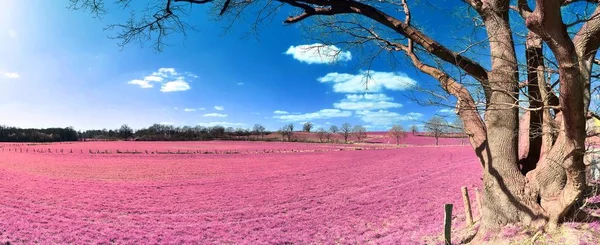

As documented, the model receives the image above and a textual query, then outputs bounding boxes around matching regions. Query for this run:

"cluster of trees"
[287,122,368,143]
[0,126,78,142]
[79,124,270,141]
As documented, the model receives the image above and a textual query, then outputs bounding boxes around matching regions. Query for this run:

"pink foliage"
[0,141,481,244]
[366,133,466,146]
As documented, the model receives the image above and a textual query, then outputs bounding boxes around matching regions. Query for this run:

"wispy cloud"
[237,82,244,86]
[273,110,289,114]
[0,70,20,79]
[437,108,455,114]
[159,122,175,125]
[285,43,352,64]
[128,67,193,92]
[197,122,245,127]
[203,113,227,117]
[214,106,225,111]
[318,70,416,93]
[333,93,402,110]
[355,110,423,126]
[274,109,352,122]
[184,108,205,112]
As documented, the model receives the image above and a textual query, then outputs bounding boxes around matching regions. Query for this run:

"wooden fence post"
[444,203,453,245]
[474,187,483,219]
[461,186,474,226]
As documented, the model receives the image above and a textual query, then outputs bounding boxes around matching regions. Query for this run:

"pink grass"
[0,141,481,244]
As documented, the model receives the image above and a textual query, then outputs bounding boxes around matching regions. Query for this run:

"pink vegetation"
[0,141,481,244]
[366,133,467,146]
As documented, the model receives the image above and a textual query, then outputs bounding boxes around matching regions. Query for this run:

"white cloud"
[437,108,456,114]
[144,75,164,82]
[318,70,416,93]
[274,109,352,122]
[285,43,352,64]
[333,93,403,110]
[0,70,20,79]
[159,122,175,125]
[128,79,153,88]
[128,68,193,92]
[184,108,197,112]
[184,72,198,78]
[273,110,289,114]
[160,79,191,92]
[203,113,228,117]
[197,122,245,127]
[325,122,332,125]
[237,82,244,85]
[153,68,178,77]
[355,110,423,126]
[214,106,225,111]
[7,29,17,39]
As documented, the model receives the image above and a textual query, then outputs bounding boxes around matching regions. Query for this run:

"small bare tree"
[389,125,406,145]
[339,123,352,143]
[285,123,294,141]
[253,124,266,139]
[325,131,332,142]
[316,128,326,143]
[410,125,418,136]
[353,125,367,142]
[425,117,447,146]
[451,118,466,145]
[303,122,313,132]
[329,125,339,134]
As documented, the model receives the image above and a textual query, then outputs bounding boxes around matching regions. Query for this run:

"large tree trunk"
[524,0,588,229]
[477,0,545,228]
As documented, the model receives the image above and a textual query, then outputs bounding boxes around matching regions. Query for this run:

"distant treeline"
[0,126,79,142]
[82,124,271,142]
[0,124,272,142]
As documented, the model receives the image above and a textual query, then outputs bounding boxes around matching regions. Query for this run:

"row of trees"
[283,122,368,143]
[0,119,462,144]
[81,124,270,141]
[0,126,79,142]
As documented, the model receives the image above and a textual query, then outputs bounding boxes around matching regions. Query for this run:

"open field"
[0,140,481,244]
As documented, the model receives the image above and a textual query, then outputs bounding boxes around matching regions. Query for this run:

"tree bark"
[477,0,544,228]
[525,0,588,229]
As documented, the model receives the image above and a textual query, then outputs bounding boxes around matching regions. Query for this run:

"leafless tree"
[451,118,466,145]
[353,125,367,142]
[316,128,326,142]
[424,116,447,146]
[253,124,265,139]
[329,125,339,134]
[285,123,294,141]
[340,123,352,143]
[302,122,313,132]
[388,124,405,145]
[72,0,600,233]
[409,124,418,136]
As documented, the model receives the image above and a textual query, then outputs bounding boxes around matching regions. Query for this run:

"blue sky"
[0,1,466,131]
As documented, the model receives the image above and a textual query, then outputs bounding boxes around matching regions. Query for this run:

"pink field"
[365,133,467,146]
[0,141,481,244]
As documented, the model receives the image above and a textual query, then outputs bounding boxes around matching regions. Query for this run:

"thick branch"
[279,0,490,99]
